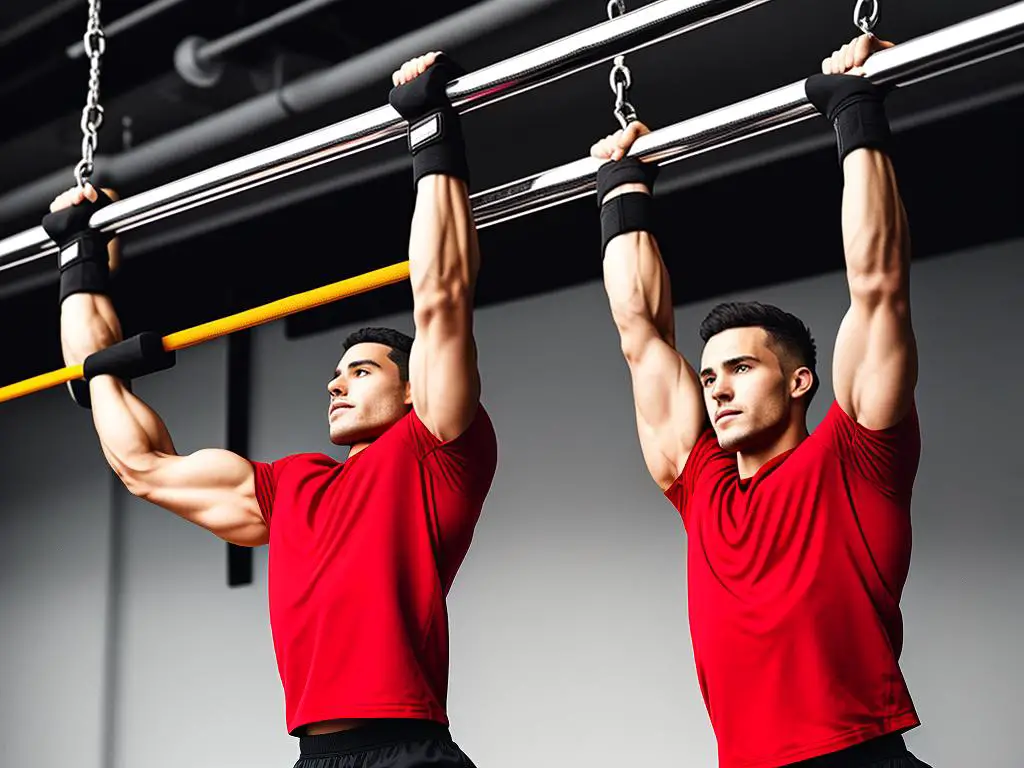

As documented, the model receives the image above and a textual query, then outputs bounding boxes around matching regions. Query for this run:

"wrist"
[601,182,651,206]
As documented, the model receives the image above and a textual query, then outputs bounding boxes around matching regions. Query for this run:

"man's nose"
[711,377,732,403]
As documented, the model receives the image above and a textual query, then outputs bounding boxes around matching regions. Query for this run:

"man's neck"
[347,442,371,458]
[736,421,809,480]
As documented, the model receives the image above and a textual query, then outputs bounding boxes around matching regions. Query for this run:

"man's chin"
[715,426,748,453]
[328,425,360,446]
[329,423,388,446]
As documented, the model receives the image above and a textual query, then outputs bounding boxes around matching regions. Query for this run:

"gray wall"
[0,387,114,768]
[2,237,1021,767]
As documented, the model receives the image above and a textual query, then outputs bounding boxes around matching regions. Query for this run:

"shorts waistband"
[787,732,909,768]
[299,719,453,756]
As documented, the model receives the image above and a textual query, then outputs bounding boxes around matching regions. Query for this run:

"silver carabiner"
[854,0,879,35]
[608,56,631,94]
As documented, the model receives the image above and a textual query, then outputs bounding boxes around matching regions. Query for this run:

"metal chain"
[606,0,638,129]
[854,0,880,35]
[75,0,106,189]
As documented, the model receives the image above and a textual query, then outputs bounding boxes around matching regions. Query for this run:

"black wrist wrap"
[596,156,660,204]
[70,332,176,410]
[41,188,115,305]
[388,54,470,186]
[83,331,176,382]
[597,157,660,255]
[805,74,892,164]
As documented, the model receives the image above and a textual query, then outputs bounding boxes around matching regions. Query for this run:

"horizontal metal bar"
[470,0,1024,229]
[0,0,773,271]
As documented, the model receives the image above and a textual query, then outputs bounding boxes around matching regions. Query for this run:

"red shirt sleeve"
[814,399,922,501]
[249,455,302,527]
[403,403,498,503]
[664,428,727,529]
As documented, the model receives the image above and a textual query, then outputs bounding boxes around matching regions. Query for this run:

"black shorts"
[293,719,476,768]
[784,732,933,768]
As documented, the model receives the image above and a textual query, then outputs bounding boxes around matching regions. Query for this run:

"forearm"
[90,376,176,483]
[841,150,910,290]
[601,183,675,355]
[62,294,176,487]
[833,149,918,429]
[409,175,479,320]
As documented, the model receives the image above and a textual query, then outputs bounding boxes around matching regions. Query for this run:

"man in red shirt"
[592,35,933,767]
[50,52,496,767]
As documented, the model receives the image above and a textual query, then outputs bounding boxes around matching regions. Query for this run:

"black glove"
[596,156,661,257]
[805,74,892,164]
[41,187,116,305]
[388,53,470,186]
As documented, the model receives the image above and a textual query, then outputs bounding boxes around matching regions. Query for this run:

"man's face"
[699,327,799,453]
[327,342,411,445]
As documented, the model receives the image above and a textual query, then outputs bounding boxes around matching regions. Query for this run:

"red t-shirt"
[666,399,921,768]
[250,404,497,735]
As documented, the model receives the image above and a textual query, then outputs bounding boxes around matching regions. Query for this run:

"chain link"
[75,0,106,189]
[854,0,879,35]
[606,0,638,129]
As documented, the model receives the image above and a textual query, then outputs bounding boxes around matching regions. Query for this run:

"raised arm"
[594,123,706,490]
[51,186,267,547]
[809,35,918,431]
[389,52,481,443]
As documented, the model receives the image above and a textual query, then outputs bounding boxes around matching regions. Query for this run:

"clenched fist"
[391,51,443,86]
[590,121,651,162]
[821,33,895,77]
[48,182,122,273]
[49,183,124,368]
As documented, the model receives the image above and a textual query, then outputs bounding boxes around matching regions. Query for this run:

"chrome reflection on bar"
[0,0,776,270]
[470,0,1024,229]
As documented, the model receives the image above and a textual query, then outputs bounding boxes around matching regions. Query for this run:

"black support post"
[226,328,253,587]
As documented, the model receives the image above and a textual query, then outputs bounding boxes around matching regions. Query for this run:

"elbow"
[609,295,659,358]
[847,266,908,311]
[608,288,651,329]
[109,452,157,500]
[615,315,658,366]
[413,279,472,330]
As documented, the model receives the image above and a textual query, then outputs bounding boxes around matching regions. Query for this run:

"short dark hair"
[699,301,819,403]
[341,326,414,381]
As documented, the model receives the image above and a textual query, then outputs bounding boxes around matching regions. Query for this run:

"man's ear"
[791,366,814,401]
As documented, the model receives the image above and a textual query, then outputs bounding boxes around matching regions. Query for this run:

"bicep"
[408,176,481,443]
[833,285,918,431]
[627,334,706,490]
[132,448,268,546]
[409,309,480,443]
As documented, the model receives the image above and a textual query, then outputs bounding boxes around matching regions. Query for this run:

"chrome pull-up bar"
[470,0,1024,229]
[1,1,1022,404]
[0,0,775,272]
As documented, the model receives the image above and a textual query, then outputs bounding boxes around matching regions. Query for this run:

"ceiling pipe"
[174,0,347,87]
[66,0,194,59]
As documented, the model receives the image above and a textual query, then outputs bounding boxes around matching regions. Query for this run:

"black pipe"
[66,0,194,59]
[201,0,346,61]
[226,326,253,588]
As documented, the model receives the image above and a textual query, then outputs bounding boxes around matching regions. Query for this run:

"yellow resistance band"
[0,261,412,404]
